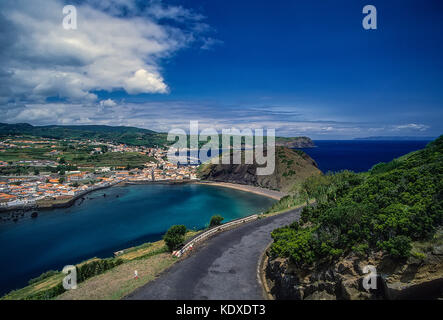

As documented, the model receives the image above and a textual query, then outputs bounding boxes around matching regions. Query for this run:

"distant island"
[354,136,436,141]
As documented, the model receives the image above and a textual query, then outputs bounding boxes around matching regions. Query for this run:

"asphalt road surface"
[125,208,302,300]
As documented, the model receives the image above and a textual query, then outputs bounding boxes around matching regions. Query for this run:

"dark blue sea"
[297,140,432,173]
[0,184,274,296]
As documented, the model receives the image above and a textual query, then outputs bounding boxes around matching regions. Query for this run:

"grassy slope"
[198,146,321,193]
[1,231,200,300]
[0,123,168,148]
[0,142,156,168]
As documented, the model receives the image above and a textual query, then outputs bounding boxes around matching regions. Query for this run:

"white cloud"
[393,123,430,131]
[145,1,205,22]
[124,69,168,94]
[99,99,117,107]
[200,37,224,50]
[0,0,211,104]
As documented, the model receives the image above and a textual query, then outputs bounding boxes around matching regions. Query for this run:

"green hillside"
[270,135,443,265]
[197,146,321,193]
[0,123,168,148]
[0,123,315,150]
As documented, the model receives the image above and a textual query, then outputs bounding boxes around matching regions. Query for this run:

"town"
[0,136,198,211]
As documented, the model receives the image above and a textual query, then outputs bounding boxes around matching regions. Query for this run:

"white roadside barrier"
[173,214,259,258]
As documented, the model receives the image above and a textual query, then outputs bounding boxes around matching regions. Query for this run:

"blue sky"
[1,0,442,138]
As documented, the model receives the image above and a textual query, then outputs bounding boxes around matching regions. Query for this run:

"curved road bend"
[125,208,302,300]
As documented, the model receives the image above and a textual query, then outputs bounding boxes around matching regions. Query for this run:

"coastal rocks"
[383,250,443,299]
[432,245,443,255]
[0,209,33,223]
[265,245,443,300]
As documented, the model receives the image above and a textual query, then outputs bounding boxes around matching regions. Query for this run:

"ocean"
[297,140,432,173]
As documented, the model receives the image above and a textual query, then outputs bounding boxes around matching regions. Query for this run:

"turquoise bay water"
[0,184,275,295]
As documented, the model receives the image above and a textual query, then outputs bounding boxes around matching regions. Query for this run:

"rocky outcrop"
[275,137,315,148]
[197,147,321,193]
[265,239,443,300]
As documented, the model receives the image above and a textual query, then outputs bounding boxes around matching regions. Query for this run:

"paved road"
[125,208,302,300]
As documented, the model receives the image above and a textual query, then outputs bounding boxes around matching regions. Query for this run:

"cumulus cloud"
[99,99,117,107]
[0,0,212,104]
[124,69,168,94]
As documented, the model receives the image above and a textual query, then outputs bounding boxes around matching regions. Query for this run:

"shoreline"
[0,179,196,214]
[0,180,286,298]
[196,181,286,200]
[0,182,120,214]
[0,179,284,216]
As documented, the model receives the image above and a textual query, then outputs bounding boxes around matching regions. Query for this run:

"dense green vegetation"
[76,258,123,283]
[209,215,224,227]
[270,136,443,266]
[66,151,156,168]
[163,225,187,251]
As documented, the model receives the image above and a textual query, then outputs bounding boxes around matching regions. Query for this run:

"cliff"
[197,146,321,193]
[275,136,315,148]
[264,136,443,300]
[265,229,443,300]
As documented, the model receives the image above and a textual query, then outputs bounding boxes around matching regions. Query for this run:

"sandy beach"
[196,181,286,200]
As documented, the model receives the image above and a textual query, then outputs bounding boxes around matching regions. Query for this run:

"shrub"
[76,258,123,283]
[209,215,224,227]
[25,282,65,300]
[378,236,412,259]
[163,225,187,252]
[270,226,317,267]
[410,251,426,260]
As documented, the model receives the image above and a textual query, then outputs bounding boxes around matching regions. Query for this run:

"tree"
[33,168,40,175]
[58,177,65,184]
[59,157,66,164]
[209,215,224,227]
[163,225,187,252]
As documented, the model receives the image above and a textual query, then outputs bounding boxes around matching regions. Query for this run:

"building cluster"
[0,175,124,208]
[0,137,199,209]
